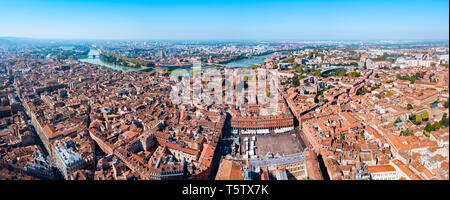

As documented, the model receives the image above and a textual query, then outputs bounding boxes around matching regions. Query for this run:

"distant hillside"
[0,36,73,47]
[0,38,16,46]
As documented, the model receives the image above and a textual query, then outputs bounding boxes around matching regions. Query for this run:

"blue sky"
[0,0,448,40]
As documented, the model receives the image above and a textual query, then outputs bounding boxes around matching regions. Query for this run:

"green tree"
[409,113,416,123]
[249,64,259,69]
[415,114,422,125]
[394,118,402,124]
[423,130,430,137]
[348,71,361,77]
[296,65,303,73]
[432,121,441,131]
[314,70,321,77]
[440,113,449,127]
[400,130,414,136]
[291,75,300,87]
[424,122,434,132]
[138,152,146,158]
[421,111,429,121]
[407,104,413,110]
[356,87,370,96]
[337,70,347,76]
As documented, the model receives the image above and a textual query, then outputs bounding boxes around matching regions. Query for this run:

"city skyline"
[1,0,449,188]
[0,0,449,40]
[1,39,449,182]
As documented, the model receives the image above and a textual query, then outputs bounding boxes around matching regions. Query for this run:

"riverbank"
[79,49,282,72]
[79,49,150,72]
[151,51,277,72]
[218,51,276,67]
[99,53,154,69]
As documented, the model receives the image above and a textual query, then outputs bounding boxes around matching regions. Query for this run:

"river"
[223,52,275,67]
[78,49,140,72]
[79,49,275,72]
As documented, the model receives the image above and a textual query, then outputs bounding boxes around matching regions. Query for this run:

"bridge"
[86,48,103,59]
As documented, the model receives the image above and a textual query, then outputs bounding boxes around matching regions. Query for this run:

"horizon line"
[1,36,449,42]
